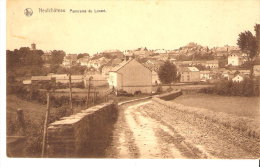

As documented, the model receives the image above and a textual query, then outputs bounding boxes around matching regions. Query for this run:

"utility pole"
[41,91,50,158]
[68,58,73,113]
[86,76,93,108]
[68,73,73,112]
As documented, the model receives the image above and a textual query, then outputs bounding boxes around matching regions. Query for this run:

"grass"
[173,93,260,120]
[7,95,46,131]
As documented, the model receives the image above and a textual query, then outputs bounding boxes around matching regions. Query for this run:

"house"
[62,54,78,67]
[221,70,231,80]
[204,60,219,68]
[108,58,152,94]
[87,57,111,70]
[200,70,211,81]
[101,58,124,76]
[179,66,200,82]
[176,60,219,69]
[232,74,244,82]
[228,54,244,66]
[145,59,164,71]
[77,57,90,66]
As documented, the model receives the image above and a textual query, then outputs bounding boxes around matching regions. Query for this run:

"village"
[15,42,256,94]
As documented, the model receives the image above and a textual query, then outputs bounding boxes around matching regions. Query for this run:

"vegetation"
[237,24,259,77]
[200,78,259,97]
[7,95,71,157]
[158,61,178,84]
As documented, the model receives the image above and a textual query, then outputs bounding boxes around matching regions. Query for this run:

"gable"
[117,59,151,73]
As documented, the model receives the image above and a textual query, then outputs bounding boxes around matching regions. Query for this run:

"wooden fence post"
[16,109,25,136]
[86,76,93,108]
[68,73,73,114]
[41,91,50,158]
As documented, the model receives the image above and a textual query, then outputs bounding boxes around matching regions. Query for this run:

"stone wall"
[154,89,182,101]
[46,101,118,158]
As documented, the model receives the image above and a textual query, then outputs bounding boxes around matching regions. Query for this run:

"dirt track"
[105,100,260,159]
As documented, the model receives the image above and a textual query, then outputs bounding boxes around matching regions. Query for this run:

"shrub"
[200,78,258,97]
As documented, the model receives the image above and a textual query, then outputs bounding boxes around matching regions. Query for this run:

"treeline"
[7,47,92,78]
[200,78,259,96]
[7,47,66,76]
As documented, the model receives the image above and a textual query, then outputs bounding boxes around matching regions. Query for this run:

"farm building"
[108,58,152,94]
[84,74,108,87]
[47,74,84,83]
[179,66,200,82]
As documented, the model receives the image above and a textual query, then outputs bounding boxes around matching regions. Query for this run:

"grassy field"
[173,93,260,120]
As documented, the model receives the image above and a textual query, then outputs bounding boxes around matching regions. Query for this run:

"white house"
[108,58,152,94]
[228,54,244,66]
[232,74,244,82]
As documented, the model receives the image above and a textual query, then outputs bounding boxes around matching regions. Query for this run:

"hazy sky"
[7,0,260,55]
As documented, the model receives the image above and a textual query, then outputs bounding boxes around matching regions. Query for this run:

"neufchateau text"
[38,8,106,13]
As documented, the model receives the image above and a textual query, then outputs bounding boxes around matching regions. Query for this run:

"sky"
[7,0,260,55]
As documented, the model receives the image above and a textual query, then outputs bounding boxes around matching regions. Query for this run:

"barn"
[108,58,152,94]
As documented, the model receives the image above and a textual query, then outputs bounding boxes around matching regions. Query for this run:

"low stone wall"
[152,97,260,139]
[46,101,118,158]
[154,89,182,101]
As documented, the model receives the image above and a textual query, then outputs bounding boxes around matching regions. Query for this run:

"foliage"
[7,47,44,70]
[200,78,258,96]
[158,61,177,84]
[50,50,66,65]
[237,30,257,60]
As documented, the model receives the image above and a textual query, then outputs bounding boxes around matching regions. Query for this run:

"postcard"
[5,0,260,162]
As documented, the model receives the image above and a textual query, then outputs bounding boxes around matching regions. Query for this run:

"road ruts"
[105,100,260,159]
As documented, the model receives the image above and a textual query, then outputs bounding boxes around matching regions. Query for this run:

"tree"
[158,61,177,84]
[237,25,259,77]
[50,50,66,65]
[237,31,257,60]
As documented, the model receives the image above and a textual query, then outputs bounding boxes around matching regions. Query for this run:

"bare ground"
[105,100,260,159]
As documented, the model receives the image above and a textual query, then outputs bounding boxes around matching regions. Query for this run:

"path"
[105,100,260,159]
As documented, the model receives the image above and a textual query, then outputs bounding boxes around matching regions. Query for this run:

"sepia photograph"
[2,0,260,163]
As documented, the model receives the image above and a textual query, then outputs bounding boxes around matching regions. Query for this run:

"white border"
[0,0,259,167]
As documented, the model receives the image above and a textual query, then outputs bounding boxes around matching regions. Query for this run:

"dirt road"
[105,100,260,159]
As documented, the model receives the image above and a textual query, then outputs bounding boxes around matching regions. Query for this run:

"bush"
[200,78,258,97]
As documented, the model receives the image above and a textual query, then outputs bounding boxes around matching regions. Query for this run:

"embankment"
[152,90,260,139]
